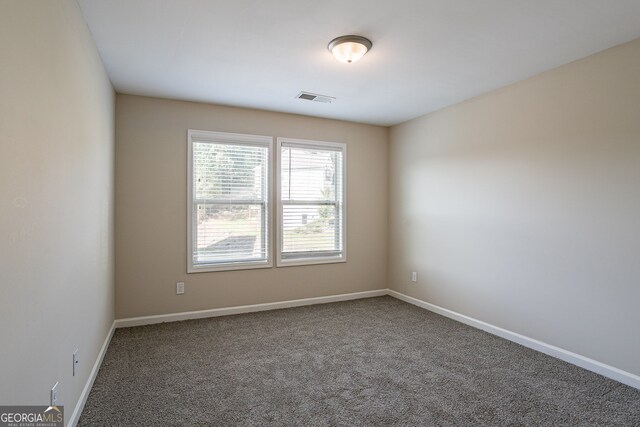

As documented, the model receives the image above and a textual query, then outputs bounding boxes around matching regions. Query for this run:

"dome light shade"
[328,35,372,64]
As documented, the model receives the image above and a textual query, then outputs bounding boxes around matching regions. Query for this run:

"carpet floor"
[78,296,640,426]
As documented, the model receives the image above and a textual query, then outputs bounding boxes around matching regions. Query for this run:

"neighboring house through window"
[277,138,346,266]
[187,131,345,272]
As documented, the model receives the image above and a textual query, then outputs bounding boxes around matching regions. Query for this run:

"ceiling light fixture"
[327,35,372,64]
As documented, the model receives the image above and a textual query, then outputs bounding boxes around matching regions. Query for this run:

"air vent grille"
[296,91,335,103]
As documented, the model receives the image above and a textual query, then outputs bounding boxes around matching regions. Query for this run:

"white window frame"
[187,129,273,273]
[276,137,347,267]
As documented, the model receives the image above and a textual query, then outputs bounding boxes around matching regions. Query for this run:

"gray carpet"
[78,296,640,426]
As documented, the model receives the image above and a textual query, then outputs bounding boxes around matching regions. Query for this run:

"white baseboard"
[387,289,640,390]
[115,289,387,328]
[67,320,116,427]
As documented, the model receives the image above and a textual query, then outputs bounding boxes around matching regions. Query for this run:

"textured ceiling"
[78,0,640,126]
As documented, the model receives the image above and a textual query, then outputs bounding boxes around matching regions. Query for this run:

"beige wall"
[115,95,388,318]
[0,0,115,413]
[389,39,640,376]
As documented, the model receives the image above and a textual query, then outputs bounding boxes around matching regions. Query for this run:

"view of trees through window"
[192,141,268,264]
[189,133,345,270]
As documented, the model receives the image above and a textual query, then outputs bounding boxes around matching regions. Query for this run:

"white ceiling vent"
[296,91,335,103]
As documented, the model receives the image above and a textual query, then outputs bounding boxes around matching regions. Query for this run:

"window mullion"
[194,199,265,205]
[282,200,337,206]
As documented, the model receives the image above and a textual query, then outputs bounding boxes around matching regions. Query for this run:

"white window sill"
[188,260,272,273]
[276,255,346,268]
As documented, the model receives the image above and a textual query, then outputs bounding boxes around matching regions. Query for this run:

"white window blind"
[188,130,272,272]
[278,139,346,265]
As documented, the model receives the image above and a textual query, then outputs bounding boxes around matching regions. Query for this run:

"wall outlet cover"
[73,349,79,376]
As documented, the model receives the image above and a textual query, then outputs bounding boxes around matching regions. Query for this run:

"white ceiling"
[78,0,640,126]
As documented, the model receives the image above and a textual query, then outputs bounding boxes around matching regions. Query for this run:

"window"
[277,138,346,266]
[188,130,272,272]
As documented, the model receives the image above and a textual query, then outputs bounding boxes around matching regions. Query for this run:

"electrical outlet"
[176,282,185,295]
[51,382,59,406]
[73,349,79,376]
[411,271,417,282]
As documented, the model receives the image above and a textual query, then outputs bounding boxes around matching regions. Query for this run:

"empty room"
[2,0,640,426]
